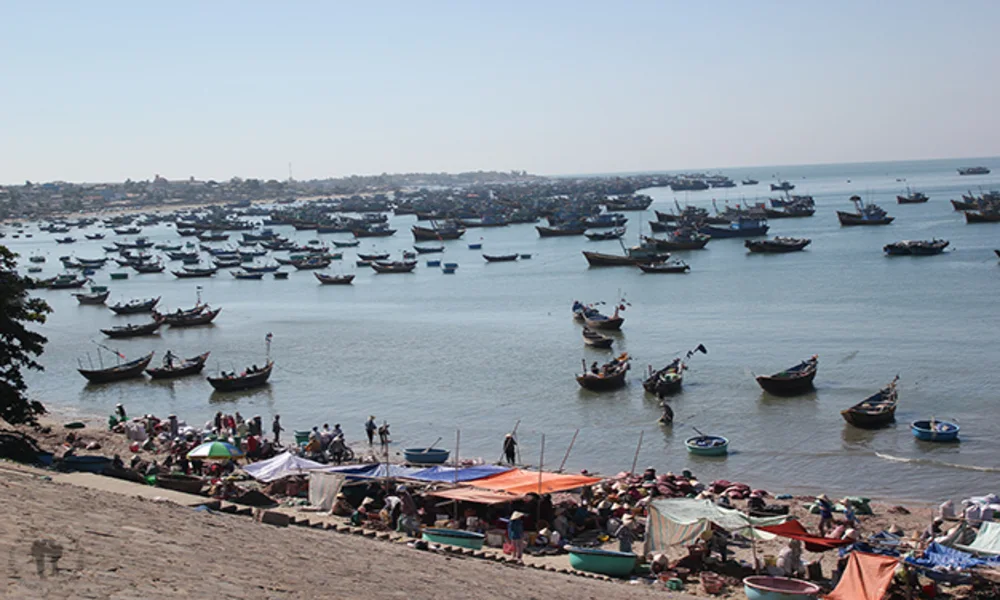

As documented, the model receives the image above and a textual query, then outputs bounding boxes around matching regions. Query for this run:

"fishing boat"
[897,190,929,204]
[196,231,229,242]
[584,213,628,228]
[770,181,795,191]
[467,242,482,250]
[109,273,128,280]
[583,305,625,331]
[411,223,464,241]
[698,217,769,238]
[841,376,899,429]
[745,237,811,253]
[78,351,154,383]
[641,230,711,251]
[109,296,160,315]
[951,198,977,211]
[763,203,816,218]
[958,166,990,175]
[100,317,164,338]
[413,245,445,254]
[643,359,684,396]
[73,289,110,305]
[604,195,653,211]
[357,252,390,261]
[576,353,630,391]
[155,303,207,323]
[536,224,586,237]
[292,256,332,270]
[585,228,626,241]
[637,260,690,273]
[883,239,949,256]
[49,275,89,289]
[332,239,361,247]
[403,448,450,465]
[421,528,485,550]
[483,254,518,262]
[55,237,76,244]
[315,272,356,285]
[742,178,759,185]
[113,226,141,235]
[566,547,637,577]
[133,261,165,274]
[172,267,217,278]
[273,272,289,280]
[582,327,613,349]
[685,435,729,456]
[243,263,280,273]
[231,270,264,280]
[911,419,960,442]
[145,352,211,379]
[207,360,274,391]
[756,356,818,396]
[84,233,106,240]
[964,210,1000,223]
[168,306,222,327]
[837,196,894,226]
[371,261,417,273]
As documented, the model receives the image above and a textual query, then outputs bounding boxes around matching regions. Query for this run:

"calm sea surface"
[8,157,1000,501]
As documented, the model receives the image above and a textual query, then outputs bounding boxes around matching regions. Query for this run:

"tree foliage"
[0,245,50,425]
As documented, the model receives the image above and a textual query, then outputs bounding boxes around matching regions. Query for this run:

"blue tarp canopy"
[408,465,513,483]
[315,464,425,479]
[905,542,1000,582]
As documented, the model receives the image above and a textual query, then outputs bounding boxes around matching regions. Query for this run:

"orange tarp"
[465,468,601,495]
[427,487,522,505]
[825,551,898,600]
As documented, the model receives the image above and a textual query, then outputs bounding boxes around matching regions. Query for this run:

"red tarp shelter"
[427,487,522,505]
[758,520,855,552]
[824,551,899,600]
[464,468,601,495]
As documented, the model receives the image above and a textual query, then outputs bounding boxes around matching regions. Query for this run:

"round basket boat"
[911,420,960,443]
[421,528,485,550]
[685,435,729,456]
[403,447,450,464]
[567,546,637,577]
[743,576,821,599]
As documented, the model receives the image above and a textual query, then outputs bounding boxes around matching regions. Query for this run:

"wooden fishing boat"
[172,267,217,278]
[109,296,160,314]
[78,351,154,383]
[413,245,445,254]
[585,227,626,241]
[536,224,586,237]
[145,352,211,379]
[483,254,518,262]
[685,435,729,456]
[73,290,110,305]
[641,231,711,251]
[841,377,899,429]
[371,261,417,273]
[411,224,464,241]
[207,360,274,391]
[231,270,264,280]
[422,528,484,550]
[583,251,641,266]
[756,356,818,396]
[168,306,222,327]
[49,276,89,289]
[911,419,960,443]
[243,264,280,273]
[643,359,684,396]
[567,547,636,577]
[84,233,106,240]
[155,303,207,323]
[582,327,613,349]
[332,239,361,248]
[883,239,949,256]
[698,217,770,238]
[583,306,624,330]
[357,252,390,261]
[351,225,397,238]
[951,199,977,211]
[101,317,164,338]
[637,260,690,273]
[315,272,356,285]
[837,196,894,226]
[576,354,630,391]
[133,262,165,273]
[55,237,76,244]
[745,237,811,253]
[964,210,1000,223]
[292,257,331,270]
[897,191,929,204]
[196,231,229,242]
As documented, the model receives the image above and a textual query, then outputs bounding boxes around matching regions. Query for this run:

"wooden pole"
[558,429,579,473]
[630,430,644,475]
[537,434,545,528]
[453,429,461,522]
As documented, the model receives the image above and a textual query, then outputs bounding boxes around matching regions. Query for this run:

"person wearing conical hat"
[507,511,526,561]
[365,416,376,445]
[816,494,834,536]
[502,433,517,465]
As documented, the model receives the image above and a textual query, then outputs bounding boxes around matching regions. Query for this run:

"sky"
[2,1,999,183]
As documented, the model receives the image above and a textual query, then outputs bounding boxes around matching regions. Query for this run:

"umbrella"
[186,441,244,460]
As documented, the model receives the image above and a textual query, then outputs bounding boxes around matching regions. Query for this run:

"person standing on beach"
[503,433,517,465]
[115,403,127,422]
[365,416,377,445]
[816,494,834,536]
[378,421,391,448]
[615,515,635,553]
[272,415,283,445]
[507,511,525,562]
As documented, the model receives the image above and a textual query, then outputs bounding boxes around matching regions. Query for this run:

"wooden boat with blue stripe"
[841,376,899,429]
[421,528,485,550]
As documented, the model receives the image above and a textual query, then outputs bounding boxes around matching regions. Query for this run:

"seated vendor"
[331,492,354,517]
[777,539,806,578]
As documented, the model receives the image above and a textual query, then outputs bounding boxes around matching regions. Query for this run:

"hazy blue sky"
[2,1,998,183]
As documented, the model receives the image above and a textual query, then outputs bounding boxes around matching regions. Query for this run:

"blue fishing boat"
[911,420,960,442]
[685,435,729,456]
[566,546,637,577]
[468,243,482,250]
[421,528,485,550]
[743,576,821,600]
[403,447,450,464]
[426,259,441,267]
[698,217,769,239]
[442,267,456,274]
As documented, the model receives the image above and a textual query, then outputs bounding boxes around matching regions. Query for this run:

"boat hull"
[743,576,821,600]
[403,448,450,464]
[576,370,628,391]
[79,352,154,383]
[841,408,895,429]
[911,420,960,442]
[422,528,484,549]
[685,436,729,456]
[583,316,624,331]
[207,361,273,391]
[837,212,894,226]
[146,352,211,379]
[567,546,636,577]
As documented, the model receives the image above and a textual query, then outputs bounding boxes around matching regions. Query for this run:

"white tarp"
[309,472,346,511]
[646,498,789,553]
[241,451,326,482]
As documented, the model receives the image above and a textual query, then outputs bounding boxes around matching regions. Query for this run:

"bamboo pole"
[630,430,644,475]
[557,429,579,473]
[536,434,545,528]
[453,429,460,522]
